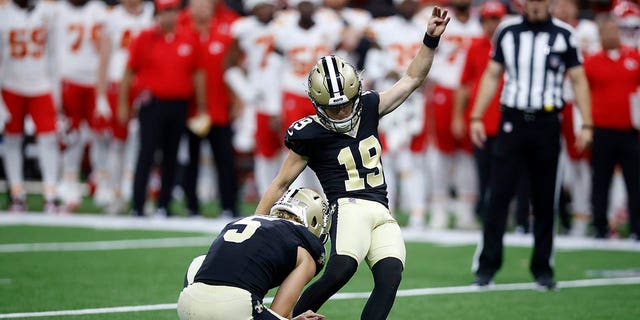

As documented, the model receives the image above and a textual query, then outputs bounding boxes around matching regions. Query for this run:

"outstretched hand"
[427,6,451,38]
[293,310,326,320]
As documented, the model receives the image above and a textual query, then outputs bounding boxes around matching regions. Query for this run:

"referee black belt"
[500,106,560,122]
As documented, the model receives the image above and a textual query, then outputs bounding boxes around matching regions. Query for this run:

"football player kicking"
[254,6,450,320]
[178,188,329,320]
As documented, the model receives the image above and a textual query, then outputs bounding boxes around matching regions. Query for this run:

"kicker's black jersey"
[285,91,389,207]
[194,216,325,299]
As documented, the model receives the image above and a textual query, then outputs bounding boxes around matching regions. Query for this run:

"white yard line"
[1,277,639,319]
[2,212,639,252]
[0,237,212,253]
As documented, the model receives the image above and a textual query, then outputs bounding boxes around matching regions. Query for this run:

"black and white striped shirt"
[493,16,582,112]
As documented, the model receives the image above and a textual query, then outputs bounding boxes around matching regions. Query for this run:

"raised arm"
[255,151,309,215]
[378,6,450,117]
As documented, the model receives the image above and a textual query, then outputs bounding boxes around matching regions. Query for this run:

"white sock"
[108,140,125,194]
[3,134,24,196]
[37,133,60,201]
[62,130,84,181]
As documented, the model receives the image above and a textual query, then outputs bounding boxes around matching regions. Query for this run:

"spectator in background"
[53,0,109,211]
[95,0,154,214]
[118,0,207,217]
[469,0,593,290]
[0,0,60,213]
[418,0,483,230]
[584,15,640,240]
[226,0,282,198]
[612,0,640,50]
[180,0,239,218]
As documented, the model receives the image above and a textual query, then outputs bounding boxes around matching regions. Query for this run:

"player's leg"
[293,198,374,315]
[1,90,27,211]
[362,203,405,320]
[59,81,86,209]
[453,150,479,229]
[183,130,202,215]
[121,118,139,202]
[29,93,60,212]
[428,148,453,229]
[401,150,427,230]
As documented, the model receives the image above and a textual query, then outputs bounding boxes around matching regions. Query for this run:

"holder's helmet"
[270,188,331,243]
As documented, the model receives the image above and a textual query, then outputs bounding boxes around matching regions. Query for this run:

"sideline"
[2,212,639,252]
[1,277,639,319]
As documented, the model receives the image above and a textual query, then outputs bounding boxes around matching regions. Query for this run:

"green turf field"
[0,223,639,319]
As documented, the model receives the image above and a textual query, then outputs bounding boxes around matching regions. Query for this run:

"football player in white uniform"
[417,0,482,230]
[364,0,427,229]
[0,0,60,213]
[271,0,342,192]
[52,0,108,210]
[552,0,600,236]
[321,0,372,67]
[226,0,282,197]
[95,0,153,212]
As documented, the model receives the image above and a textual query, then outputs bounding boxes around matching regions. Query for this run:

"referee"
[468,0,593,290]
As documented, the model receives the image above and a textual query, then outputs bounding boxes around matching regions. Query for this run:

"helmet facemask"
[269,188,331,244]
[307,55,363,134]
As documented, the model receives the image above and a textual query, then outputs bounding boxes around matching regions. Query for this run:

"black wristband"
[423,33,440,49]
[470,117,482,122]
[582,124,594,130]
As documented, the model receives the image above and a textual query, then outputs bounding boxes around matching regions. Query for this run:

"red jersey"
[584,47,640,129]
[127,26,202,99]
[179,4,238,124]
[460,36,502,137]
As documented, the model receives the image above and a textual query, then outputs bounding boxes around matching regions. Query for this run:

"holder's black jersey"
[194,216,325,299]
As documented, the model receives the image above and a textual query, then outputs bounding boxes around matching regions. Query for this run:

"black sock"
[293,255,358,316]
[361,257,403,320]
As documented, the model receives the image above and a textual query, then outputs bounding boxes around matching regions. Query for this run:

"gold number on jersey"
[337,135,383,191]
[223,217,261,243]
[292,117,313,131]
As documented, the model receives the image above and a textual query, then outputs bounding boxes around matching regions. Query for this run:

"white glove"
[0,95,11,132]
[95,95,112,119]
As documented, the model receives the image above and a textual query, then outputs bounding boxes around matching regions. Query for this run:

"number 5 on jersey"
[338,135,384,191]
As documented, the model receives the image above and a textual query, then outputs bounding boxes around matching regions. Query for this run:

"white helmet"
[270,188,331,243]
[307,55,363,133]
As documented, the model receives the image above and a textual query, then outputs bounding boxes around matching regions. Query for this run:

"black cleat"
[534,275,557,291]
[472,274,494,288]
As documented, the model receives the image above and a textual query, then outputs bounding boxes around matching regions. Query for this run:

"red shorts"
[429,85,472,153]
[255,112,283,158]
[282,91,315,133]
[61,80,103,131]
[1,89,56,134]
